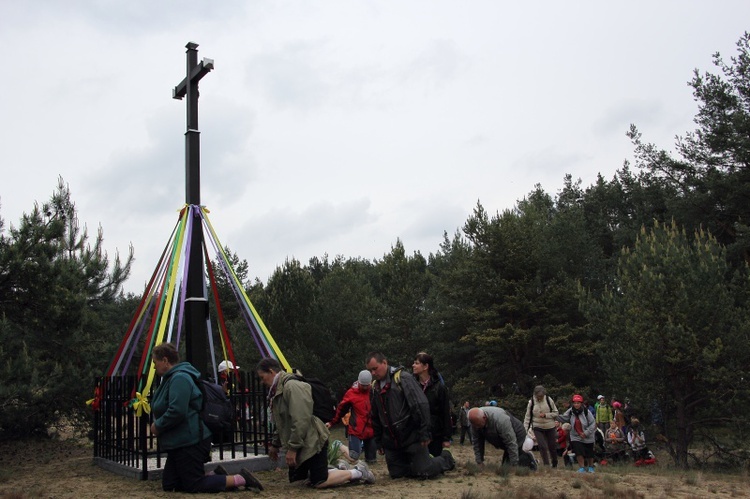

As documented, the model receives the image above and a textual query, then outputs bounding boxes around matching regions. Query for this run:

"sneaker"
[587,466,595,473]
[213,464,228,476]
[577,467,587,473]
[440,449,456,471]
[354,462,376,484]
[239,468,264,491]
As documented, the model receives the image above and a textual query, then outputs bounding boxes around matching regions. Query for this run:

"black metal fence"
[93,371,270,480]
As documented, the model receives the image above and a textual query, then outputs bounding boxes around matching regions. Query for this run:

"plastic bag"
[522,436,534,452]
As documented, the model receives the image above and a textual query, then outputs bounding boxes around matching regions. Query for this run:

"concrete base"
[94,449,275,481]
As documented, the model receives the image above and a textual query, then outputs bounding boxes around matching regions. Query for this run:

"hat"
[572,394,584,402]
[218,360,239,373]
[597,394,605,400]
[612,401,622,409]
[358,370,372,386]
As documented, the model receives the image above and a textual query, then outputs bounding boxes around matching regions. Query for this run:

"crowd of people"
[148,342,655,493]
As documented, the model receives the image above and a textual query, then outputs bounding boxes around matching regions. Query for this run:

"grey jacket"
[557,407,596,444]
[470,407,526,465]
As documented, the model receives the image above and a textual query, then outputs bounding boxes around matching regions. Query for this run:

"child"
[555,420,568,463]
[604,419,627,463]
[627,418,655,465]
[561,423,575,466]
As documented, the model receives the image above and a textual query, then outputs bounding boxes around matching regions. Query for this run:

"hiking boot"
[213,464,228,476]
[354,462,375,484]
[440,449,456,471]
[239,468,264,491]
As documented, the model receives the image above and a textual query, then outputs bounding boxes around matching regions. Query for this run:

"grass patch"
[684,471,701,486]
[514,466,531,477]
[463,459,481,476]
[488,463,510,477]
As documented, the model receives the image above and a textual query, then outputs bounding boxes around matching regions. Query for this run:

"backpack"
[526,395,555,431]
[293,374,337,422]
[190,374,234,438]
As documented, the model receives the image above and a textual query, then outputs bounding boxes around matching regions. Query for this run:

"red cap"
[572,394,584,402]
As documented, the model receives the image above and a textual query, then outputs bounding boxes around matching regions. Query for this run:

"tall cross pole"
[173,42,214,374]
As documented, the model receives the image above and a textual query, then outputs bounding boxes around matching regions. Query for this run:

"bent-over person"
[469,406,537,470]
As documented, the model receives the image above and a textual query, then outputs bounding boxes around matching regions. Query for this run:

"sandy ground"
[1,436,748,499]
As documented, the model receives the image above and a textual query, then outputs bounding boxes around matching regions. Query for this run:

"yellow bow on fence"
[131,392,151,417]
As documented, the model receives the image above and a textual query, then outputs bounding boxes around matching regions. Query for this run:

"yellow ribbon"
[131,392,151,417]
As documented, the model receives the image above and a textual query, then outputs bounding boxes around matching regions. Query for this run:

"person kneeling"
[257,358,375,488]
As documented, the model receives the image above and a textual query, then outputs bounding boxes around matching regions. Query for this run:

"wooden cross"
[173,41,214,205]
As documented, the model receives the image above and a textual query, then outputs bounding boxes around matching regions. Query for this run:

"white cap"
[597,394,605,400]
[358,370,372,386]
[218,360,240,372]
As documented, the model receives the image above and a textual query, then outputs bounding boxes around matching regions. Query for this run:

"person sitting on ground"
[468,406,537,470]
[603,419,627,463]
[256,357,375,488]
[627,418,655,465]
[557,394,597,473]
[327,370,377,464]
[150,343,263,493]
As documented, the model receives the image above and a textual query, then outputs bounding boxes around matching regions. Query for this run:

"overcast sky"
[1,2,749,294]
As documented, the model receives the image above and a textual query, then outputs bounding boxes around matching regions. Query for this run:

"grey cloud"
[234,198,374,248]
[593,99,665,137]
[400,38,470,87]
[245,41,337,111]
[512,147,591,175]
[82,98,256,218]
[244,38,469,112]
[5,1,252,36]
[400,199,466,241]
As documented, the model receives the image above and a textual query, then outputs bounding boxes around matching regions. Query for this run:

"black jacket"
[371,365,431,450]
[420,373,452,443]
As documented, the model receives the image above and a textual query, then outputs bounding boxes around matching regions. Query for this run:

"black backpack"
[190,374,234,438]
[293,374,336,422]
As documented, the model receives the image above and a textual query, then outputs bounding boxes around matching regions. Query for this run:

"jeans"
[348,435,378,463]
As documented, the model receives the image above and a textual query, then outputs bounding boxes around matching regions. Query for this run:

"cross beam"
[173,42,214,205]
[173,42,213,375]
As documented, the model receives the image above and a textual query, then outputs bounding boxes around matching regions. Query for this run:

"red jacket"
[330,382,374,440]
[557,426,567,449]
